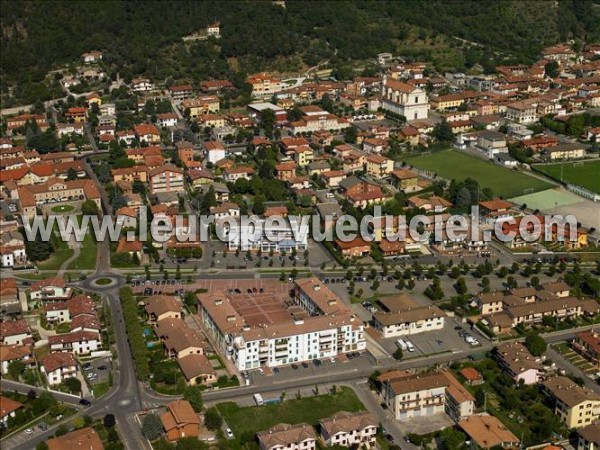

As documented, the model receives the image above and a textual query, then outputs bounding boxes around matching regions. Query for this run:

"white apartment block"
[198,278,366,371]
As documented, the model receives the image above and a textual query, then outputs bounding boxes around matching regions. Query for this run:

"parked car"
[24,428,33,435]
[226,428,234,438]
[79,399,91,406]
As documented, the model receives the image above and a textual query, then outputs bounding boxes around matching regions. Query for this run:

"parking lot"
[133,279,188,296]
[82,355,112,389]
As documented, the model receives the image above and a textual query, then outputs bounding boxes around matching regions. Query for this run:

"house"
[40,352,78,386]
[223,166,254,183]
[30,277,72,301]
[160,400,201,441]
[493,342,543,385]
[0,320,31,345]
[381,77,429,120]
[319,411,377,449]
[210,202,240,219]
[476,131,508,159]
[365,154,394,179]
[65,107,88,123]
[156,113,178,128]
[0,395,24,427]
[131,77,154,92]
[543,376,600,428]
[545,143,586,160]
[257,423,316,450]
[290,146,314,167]
[81,50,102,63]
[116,237,143,260]
[336,238,370,257]
[145,295,183,323]
[115,206,138,229]
[460,367,483,386]
[48,331,100,355]
[458,414,520,449]
[149,165,184,194]
[197,113,225,128]
[169,84,194,102]
[287,106,350,134]
[177,353,217,386]
[378,238,405,257]
[391,169,419,192]
[134,123,161,144]
[0,344,34,375]
[275,162,297,181]
[339,176,388,208]
[188,168,215,188]
[572,330,600,370]
[408,195,452,212]
[200,80,233,93]
[46,428,104,450]
[156,318,205,359]
[362,137,387,154]
[479,199,514,222]
[577,422,600,450]
[380,369,475,422]
[473,292,505,315]
[320,170,346,188]
[204,141,226,164]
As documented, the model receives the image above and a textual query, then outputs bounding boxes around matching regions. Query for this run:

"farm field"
[404,150,553,198]
[534,160,600,194]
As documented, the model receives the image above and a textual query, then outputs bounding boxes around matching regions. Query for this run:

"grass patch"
[534,160,600,194]
[217,386,364,437]
[68,231,97,271]
[50,204,75,213]
[95,278,113,285]
[92,381,111,398]
[404,150,553,198]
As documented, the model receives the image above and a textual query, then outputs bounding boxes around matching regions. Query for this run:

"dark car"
[79,399,92,406]
[273,367,280,373]
[37,422,48,431]
[313,359,322,366]
[454,326,463,331]
[291,364,298,370]
[385,434,395,443]
[347,353,354,360]
[97,365,107,370]
[302,362,309,368]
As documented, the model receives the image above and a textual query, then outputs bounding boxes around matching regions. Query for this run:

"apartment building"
[373,294,445,337]
[458,414,520,449]
[48,331,100,355]
[219,217,308,253]
[577,422,600,450]
[380,369,475,422]
[182,96,220,118]
[248,73,283,98]
[149,165,184,194]
[30,277,72,302]
[545,143,586,160]
[493,342,543,385]
[544,376,600,428]
[390,169,419,192]
[197,278,365,370]
[288,105,351,134]
[319,411,378,449]
[365,154,394,179]
[257,423,316,450]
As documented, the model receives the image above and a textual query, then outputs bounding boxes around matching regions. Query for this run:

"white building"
[220,218,308,253]
[319,411,378,449]
[287,106,351,134]
[30,278,72,301]
[258,423,316,450]
[198,278,366,371]
[48,331,100,355]
[205,141,226,164]
[41,352,78,386]
[381,77,429,120]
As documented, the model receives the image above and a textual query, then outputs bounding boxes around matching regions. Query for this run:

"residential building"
[577,422,600,450]
[319,411,377,449]
[373,294,445,337]
[365,154,394,179]
[0,320,32,346]
[48,331,100,355]
[257,423,316,450]
[47,428,104,450]
[223,166,254,182]
[160,400,201,441]
[545,143,586,160]
[0,396,23,427]
[336,238,371,257]
[381,77,429,120]
[145,295,183,323]
[133,123,161,144]
[476,131,508,159]
[169,84,194,102]
[380,369,475,422]
[149,165,184,194]
[458,414,520,449]
[156,113,178,128]
[493,342,543,385]
[573,330,600,370]
[338,176,389,208]
[391,169,419,192]
[177,353,217,386]
[156,318,205,359]
[543,376,600,428]
[198,278,365,370]
[41,352,78,386]
[287,106,350,134]
[204,141,226,164]
[182,96,220,118]
[247,73,283,98]
[0,344,34,375]
[30,277,72,302]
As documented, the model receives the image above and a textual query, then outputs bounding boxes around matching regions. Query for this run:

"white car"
[226,428,234,438]
[24,428,33,435]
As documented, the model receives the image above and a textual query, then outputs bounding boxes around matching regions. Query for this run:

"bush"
[204,407,222,431]
[141,413,163,440]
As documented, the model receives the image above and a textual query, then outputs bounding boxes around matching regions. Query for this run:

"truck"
[395,339,407,351]
[253,393,264,406]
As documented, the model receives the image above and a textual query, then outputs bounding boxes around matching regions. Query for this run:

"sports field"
[404,150,553,198]
[534,160,600,194]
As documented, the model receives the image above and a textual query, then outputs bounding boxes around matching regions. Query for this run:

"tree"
[530,276,540,288]
[544,61,559,78]
[176,437,207,450]
[525,332,547,356]
[393,347,403,360]
[183,387,203,412]
[63,376,81,394]
[81,199,100,216]
[253,194,266,215]
[433,120,454,143]
[455,277,468,295]
[66,168,78,181]
[204,407,222,431]
[103,413,116,428]
[7,360,25,380]
[141,413,163,440]
[36,443,49,450]
[439,428,466,450]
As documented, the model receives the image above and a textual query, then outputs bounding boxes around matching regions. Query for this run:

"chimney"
[227,315,235,322]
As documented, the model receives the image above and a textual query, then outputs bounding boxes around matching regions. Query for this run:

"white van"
[405,340,415,352]
[396,339,407,351]
[253,393,264,406]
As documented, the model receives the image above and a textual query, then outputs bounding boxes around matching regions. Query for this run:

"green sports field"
[534,160,600,194]
[404,150,553,198]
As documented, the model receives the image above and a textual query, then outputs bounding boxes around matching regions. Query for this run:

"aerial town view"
[1,1,600,450]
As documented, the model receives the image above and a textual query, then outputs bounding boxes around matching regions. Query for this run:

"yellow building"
[391,169,419,192]
[544,376,600,428]
[365,154,394,179]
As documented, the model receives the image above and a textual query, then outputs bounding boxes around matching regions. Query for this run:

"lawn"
[50,204,75,213]
[67,231,97,271]
[216,387,364,437]
[36,229,73,271]
[534,160,600,194]
[404,150,553,198]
